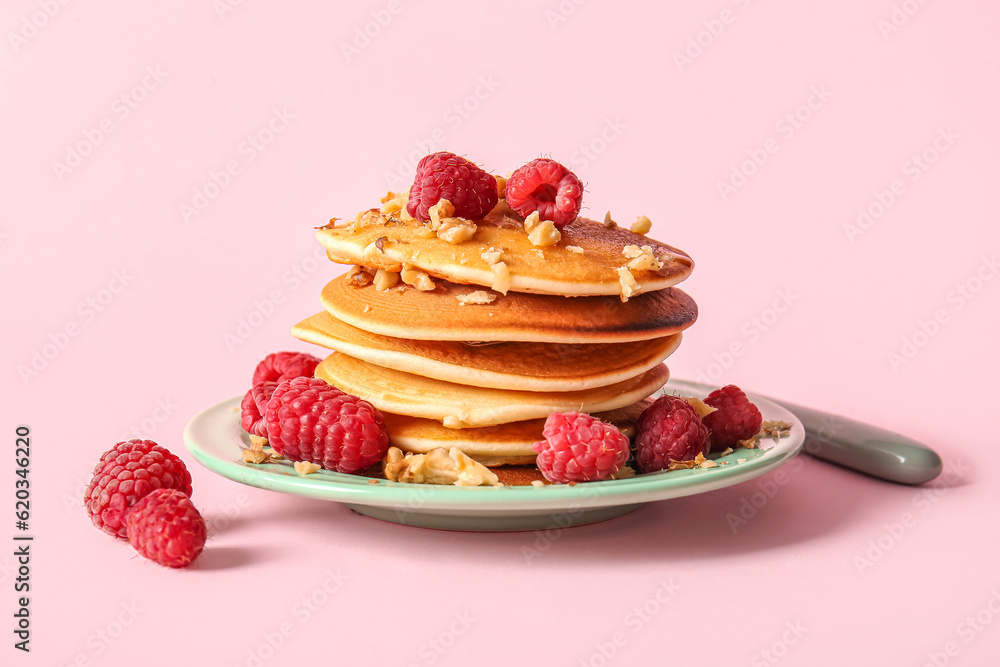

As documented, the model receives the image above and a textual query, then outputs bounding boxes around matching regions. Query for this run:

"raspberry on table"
[84,439,194,539]
[252,351,321,386]
[505,158,584,227]
[635,396,710,473]
[263,376,389,474]
[126,488,206,569]
[406,151,499,222]
[531,412,630,483]
[240,380,279,438]
[702,384,763,450]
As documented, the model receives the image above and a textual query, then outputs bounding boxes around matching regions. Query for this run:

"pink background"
[4,1,999,665]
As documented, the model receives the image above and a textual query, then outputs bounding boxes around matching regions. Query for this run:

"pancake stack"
[292,193,697,474]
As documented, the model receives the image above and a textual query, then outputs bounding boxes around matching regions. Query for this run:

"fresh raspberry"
[251,351,321,386]
[702,384,763,450]
[531,412,630,483]
[126,489,206,568]
[505,158,584,227]
[406,151,498,222]
[240,380,279,438]
[84,439,193,540]
[264,376,389,474]
[635,396,710,473]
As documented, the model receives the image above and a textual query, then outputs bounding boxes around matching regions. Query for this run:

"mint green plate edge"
[184,379,805,516]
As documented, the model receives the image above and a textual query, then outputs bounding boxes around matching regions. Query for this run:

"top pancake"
[321,274,698,344]
[316,203,693,297]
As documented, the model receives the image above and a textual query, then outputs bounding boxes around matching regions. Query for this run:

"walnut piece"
[347,265,374,287]
[293,461,321,475]
[623,244,663,272]
[456,290,497,305]
[523,211,561,247]
[631,215,652,234]
[373,268,399,291]
[428,199,455,231]
[383,446,499,487]
[566,245,584,254]
[616,266,638,302]
[436,218,477,244]
[480,247,502,265]
[400,266,436,291]
[490,261,511,294]
[681,397,718,418]
[242,450,271,464]
[603,211,617,228]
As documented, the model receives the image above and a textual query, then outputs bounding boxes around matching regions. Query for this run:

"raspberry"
[84,439,193,539]
[505,158,584,227]
[635,396,710,473]
[702,384,763,450]
[252,351,321,386]
[240,380,279,438]
[264,376,389,474]
[406,151,498,222]
[531,412,630,483]
[126,489,206,568]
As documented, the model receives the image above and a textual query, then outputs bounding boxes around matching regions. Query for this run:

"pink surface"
[3,1,999,665]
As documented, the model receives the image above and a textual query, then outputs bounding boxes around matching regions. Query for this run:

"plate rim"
[184,379,804,514]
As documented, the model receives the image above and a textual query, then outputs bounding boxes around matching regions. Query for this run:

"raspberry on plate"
[252,351,321,386]
[635,396,710,473]
[264,376,389,474]
[126,488,206,569]
[702,384,763,450]
[84,439,194,539]
[505,158,584,227]
[531,412,630,483]
[240,380,279,438]
[406,151,499,222]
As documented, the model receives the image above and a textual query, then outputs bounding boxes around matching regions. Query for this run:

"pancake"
[320,274,698,344]
[316,203,693,297]
[314,352,670,428]
[382,399,653,466]
[293,310,682,392]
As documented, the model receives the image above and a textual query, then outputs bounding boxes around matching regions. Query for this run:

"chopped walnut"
[530,480,545,488]
[347,265,375,287]
[400,266,436,291]
[428,199,455,231]
[603,211,617,228]
[623,244,663,272]
[566,245,584,254]
[491,261,511,295]
[617,266,638,302]
[293,461,321,475]
[680,397,718,418]
[631,215,652,234]
[242,449,271,464]
[436,218,477,244]
[760,420,793,441]
[523,211,561,247]
[480,247,502,265]
[495,175,507,198]
[611,466,636,480]
[380,191,408,217]
[721,447,734,456]
[456,290,497,305]
[383,446,499,486]
[248,435,268,451]
[373,268,399,291]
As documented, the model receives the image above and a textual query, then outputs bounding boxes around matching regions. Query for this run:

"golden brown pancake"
[314,352,669,428]
[316,203,693,297]
[320,274,698,344]
[382,399,653,466]
[293,310,682,392]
